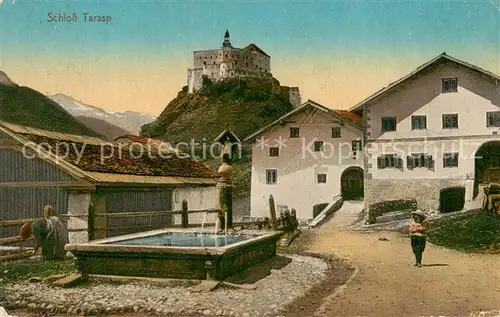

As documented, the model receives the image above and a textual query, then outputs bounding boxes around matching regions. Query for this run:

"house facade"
[245,100,364,221]
[0,121,218,243]
[350,53,500,213]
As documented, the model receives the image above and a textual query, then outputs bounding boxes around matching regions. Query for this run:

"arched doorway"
[474,141,500,199]
[341,166,364,200]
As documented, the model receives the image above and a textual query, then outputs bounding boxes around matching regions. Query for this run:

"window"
[266,169,277,184]
[314,141,323,152]
[269,147,279,157]
[487,111,500,127]
[442,78,458,93]
[351,140,362,159]
[289,127,300,138]
[443,153,459,168]
[351,140,362,151]
[377,154,403,169]
[381,117,396,132]
[317,174,327,184]
[407,153,434,170]
[411,115,427,130]
[332,127,341,138]
[442,114,458,129]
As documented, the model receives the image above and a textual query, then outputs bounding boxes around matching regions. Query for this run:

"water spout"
[214,216,219,237]
[224,211,228,236]
[201,211,208,233]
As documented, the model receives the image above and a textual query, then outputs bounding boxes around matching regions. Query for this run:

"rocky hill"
[140,76,295,143]
[0,72,101,137]
[75,116,130,141]
[49,93,156,135]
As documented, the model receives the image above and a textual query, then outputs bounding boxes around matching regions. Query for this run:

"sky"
[0,0,498,116]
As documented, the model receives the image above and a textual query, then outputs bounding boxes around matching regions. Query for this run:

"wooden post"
[87,202,95,241]
[269,195,278,230]
[205,260,217,281]
[181,200,189,228]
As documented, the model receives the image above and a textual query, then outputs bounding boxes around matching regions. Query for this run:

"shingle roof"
[21,134,218,179]
[0,120,218,183]
[244,43,270,57]
[334,110,362,125]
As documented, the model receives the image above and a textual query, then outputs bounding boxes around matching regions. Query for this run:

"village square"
[0,2,499,316]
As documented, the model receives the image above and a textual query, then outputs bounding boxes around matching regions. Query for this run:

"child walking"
[409,210,427,267]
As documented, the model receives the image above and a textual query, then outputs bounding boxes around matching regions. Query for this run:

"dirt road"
[306,202,500,317]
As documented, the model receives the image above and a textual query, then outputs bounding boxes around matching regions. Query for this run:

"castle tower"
[222,30,231,47]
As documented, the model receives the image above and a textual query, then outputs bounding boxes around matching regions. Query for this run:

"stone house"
[0,121,218,243]
[244,100,363,221]
[349,52,500,213]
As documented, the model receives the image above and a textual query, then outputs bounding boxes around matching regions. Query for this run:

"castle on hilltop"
[187,30,273,94]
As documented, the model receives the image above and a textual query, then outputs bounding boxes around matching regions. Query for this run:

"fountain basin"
[65,228,284,280]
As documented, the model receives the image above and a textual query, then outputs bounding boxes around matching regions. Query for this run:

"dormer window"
[331,127,341,138]
[290,127,300,138]
[442,78,458,93]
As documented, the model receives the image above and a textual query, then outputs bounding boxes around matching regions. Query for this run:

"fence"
[0,196,298,253]
[0,218,35,247]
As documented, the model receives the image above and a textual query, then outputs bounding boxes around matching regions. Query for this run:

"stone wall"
[66,191,91,244]
[365,178,470,212]
[288,87,301,108]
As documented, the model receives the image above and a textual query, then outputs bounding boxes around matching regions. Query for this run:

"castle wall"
[288,87,301,108]
[187,68,204,94]
[193,49,222,68]
[188,42,272,92]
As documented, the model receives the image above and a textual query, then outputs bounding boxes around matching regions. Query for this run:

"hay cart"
[482,183,500,215]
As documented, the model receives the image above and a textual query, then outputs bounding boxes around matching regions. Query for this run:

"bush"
[368,199,417,224]
[428,213,500,253]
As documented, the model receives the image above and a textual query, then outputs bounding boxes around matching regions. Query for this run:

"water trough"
[65,228,284,281]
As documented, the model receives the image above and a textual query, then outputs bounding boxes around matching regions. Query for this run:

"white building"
[245,100,364,221]
[349,52,500,213]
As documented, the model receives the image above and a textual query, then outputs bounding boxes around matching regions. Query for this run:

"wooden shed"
[0,121,218,243]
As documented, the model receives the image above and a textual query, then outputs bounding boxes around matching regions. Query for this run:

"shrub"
[368,199,417,224]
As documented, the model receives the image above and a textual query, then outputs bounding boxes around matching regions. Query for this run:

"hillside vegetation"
[0,84,101,138]
[140,76,294,142]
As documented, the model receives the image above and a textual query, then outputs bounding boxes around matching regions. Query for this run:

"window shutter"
[427,155,434,170]
[396,156,403,170]
[377,156,383,169]
[407,156,414,170]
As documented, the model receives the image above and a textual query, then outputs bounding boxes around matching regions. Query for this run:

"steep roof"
[243,100,362,142]
[349,52,500,112]
[244,43,270,57]
[0,121,218,185]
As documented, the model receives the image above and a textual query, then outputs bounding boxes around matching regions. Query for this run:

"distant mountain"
[0,71,102,138]
[75,116,131,141]
[0,71,16,87]
[49,93,156,135]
